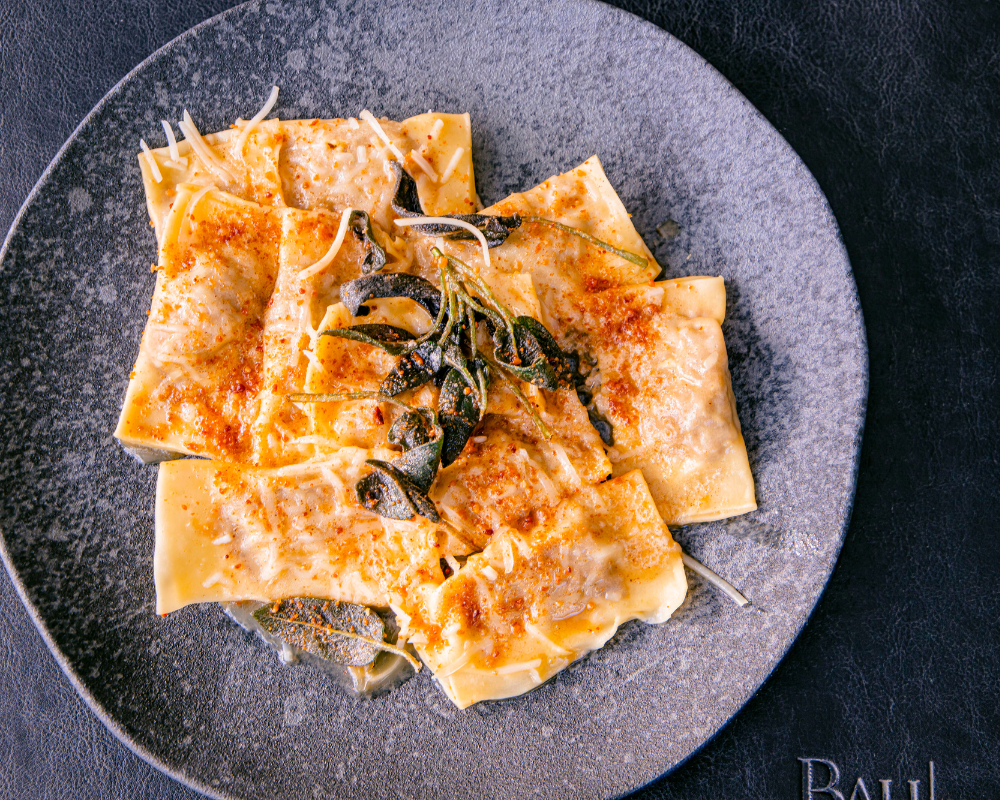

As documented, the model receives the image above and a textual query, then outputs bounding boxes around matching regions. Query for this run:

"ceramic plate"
[0,1,866,797]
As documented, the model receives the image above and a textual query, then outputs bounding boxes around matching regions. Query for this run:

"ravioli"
[125,106,756,709]
[154,451,472,615]
[410,470,686,708]
[139,113,476,243]
[438,156,756,525]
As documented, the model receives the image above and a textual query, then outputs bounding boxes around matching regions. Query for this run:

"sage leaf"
[340,273,442,319]
[252,598,386,667]
[380,340,443,396]
[319,324,415,356]
[588,406,615,447]
[388,409,437,450]
[357,460,441,522]
[389,162,520,246]
[438,367,482,466]
[409,213,521,248]
[349,210,387,274]
[392,433,443,493]
[389,160,425,217]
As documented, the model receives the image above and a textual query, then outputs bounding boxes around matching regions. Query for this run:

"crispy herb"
[387,408,437,450]
[319,323,415,356]
[524,216,648,268]
[297,238,614,522]
[588,406,614,447]
[438,363,487,466]
[357,460,441,522]
[339,273,442,319]
[252,598,419,669]
[389,162,521,246]
[380,340,443,397]
[348,210,387,274]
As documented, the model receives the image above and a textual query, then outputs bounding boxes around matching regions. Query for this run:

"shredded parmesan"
[184,185,215,228]
[211,534,233,545]
[394,216,492,272]
[347,117,359,130]
[495,658,542,675]
[140,139,163,183]
[429,118,444,140]
[298,207,353,280]
[682,552,749,606]
[356,145,368,165]
[178,111,236,184]
[525,622,572,657]
[440,146,464,183]
[444,554,461,576]
[234,85,279,154]
[410,150,439,182]
[481,565,498,581]
[549,441,581,487]
[359,110,406,161]
[202,571,225,589]
[160,120,180,160]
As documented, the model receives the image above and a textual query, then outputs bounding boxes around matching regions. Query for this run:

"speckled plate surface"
[0,1,866,798]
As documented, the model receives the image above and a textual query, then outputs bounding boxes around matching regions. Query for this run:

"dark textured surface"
[0,4,994,800]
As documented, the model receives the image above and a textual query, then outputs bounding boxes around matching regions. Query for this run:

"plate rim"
[0,0,869,797]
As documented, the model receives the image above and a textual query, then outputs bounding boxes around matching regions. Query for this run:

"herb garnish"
[291,181,638,521]
[348,210,387,274]
[252,597,420,669]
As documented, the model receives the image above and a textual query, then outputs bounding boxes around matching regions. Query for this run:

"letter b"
[799,757,846,800]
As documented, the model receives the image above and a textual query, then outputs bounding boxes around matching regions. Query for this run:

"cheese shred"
[394,216,492,272]
[140,139,163,183]
[298,207,353,280]
[160,120,180,160]
[178,110,236,185]
[359,109,406,162]
[234,85,280,154]
[440,146,464,183]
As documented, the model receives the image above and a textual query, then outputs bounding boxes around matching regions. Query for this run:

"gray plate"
[0,1,867,798]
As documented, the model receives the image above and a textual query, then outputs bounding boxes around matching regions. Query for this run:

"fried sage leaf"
[252,598,386,667]
[389,162,521,246]
[387,408,437,450]
[339,273,442,319]
[357,460,441,522]
[380,340,443,397]
[348,210,387,274]
[588,406,615,447]
[438,366,484,466]
[410,213,521,247]
[389,160,425,217]
[319,324,415,356]
[392,432,444,493]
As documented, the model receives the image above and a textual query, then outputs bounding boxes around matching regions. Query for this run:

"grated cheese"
[178,111,236,185]
[211,534,233,545]
[549,441,581,487]
[394,216,492,272]
[234,85,280,155]
[410,149,439,182]
[202,571,225,588]
[356,145,368,165]
[359,110,406,162]
[160,120,180,160]
[495,658,542,675]
[481,565,498,581]
[184,185,215,228]
[347,117,359,130]
[429,118,444,140]
[440,146,464,183]
[140,139,163,183]
[298,207,353,280]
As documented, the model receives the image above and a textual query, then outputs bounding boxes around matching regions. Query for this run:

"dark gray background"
[1,1,997,799]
